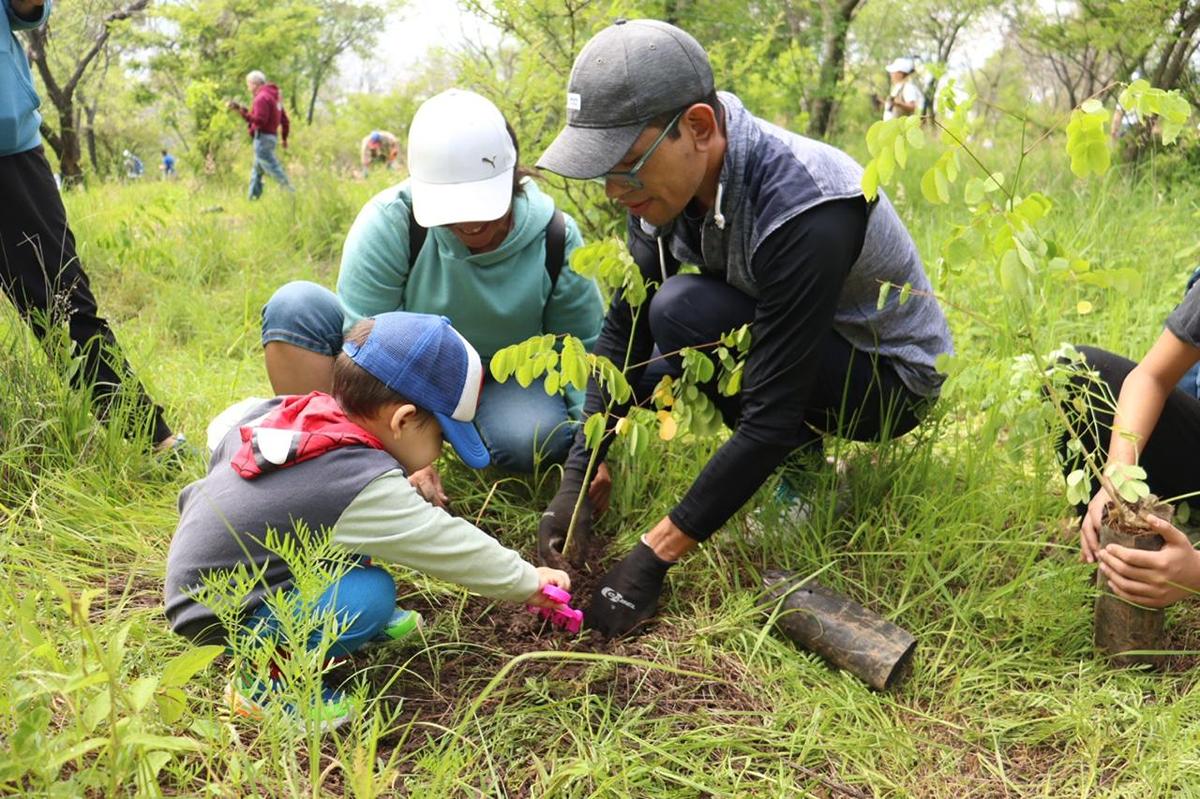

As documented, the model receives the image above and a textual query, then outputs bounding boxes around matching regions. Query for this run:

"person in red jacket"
[228,70,293,200]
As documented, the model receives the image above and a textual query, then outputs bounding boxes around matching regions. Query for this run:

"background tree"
[23,0,150,184]
[290,0,395,126]
[807,0,867,138]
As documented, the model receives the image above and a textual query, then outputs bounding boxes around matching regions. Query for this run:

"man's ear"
[683,103,719,149]
[386,404,420,439]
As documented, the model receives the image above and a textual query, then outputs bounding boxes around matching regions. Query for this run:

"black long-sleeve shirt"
[566,196,869,541]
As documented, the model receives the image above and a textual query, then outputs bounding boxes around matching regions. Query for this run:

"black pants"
[648,274,926,449]
[0,146,171,444]
[1062,345,1200,506]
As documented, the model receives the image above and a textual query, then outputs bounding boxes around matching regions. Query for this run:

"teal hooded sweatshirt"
[1,0,49,157]
[336,179,604,417]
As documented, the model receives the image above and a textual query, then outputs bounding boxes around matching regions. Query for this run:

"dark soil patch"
[93,570,162,621]
[335,534,769,781]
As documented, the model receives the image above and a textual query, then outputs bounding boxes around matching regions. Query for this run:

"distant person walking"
[882,57,923,121]
[228,70,292,200]
[0,0,178,449]
[123,149,144,179]
[360,130,400,176]
[160,149,176,178]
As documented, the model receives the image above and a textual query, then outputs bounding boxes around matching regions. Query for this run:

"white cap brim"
[410,168,514,228]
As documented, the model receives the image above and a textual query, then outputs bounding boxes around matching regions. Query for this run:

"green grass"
[4,147,1200,797]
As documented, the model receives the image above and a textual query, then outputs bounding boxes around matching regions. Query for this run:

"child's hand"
[408,464,448,508]
[1097,514,1200,607]
[526,567,571,609]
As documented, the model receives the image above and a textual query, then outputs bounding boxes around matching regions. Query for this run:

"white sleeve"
[332,470,540,603]
[206,397,271,452]
[902,82,924,108]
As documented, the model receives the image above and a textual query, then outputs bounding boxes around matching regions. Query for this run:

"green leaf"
[121,733,203,752]
[515,361,534,388]
[893,135,907,169]
[46,738,108,770]
[876,281,891,310]
[1080,98,1104,114]
[920,168,941,204]
[160,646,223,689]
[877,146,895,185]
[934,166,950,204]
[129,675,159,713]
[964,177,985,205]
[1085,141,1110,176]
[490,349,514,382]
[723,367,742,396]
[905,123,925,148]
[898,282,912,305]
[865,120,886,155]
[999,249,1029,297]
[544,371,560,396]
[156,688,188,725]
[83,687,112,733]
[583,412,606,450]
[862,160,879,200]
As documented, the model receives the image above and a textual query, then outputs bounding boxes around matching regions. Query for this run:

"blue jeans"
[248,134,292,200]
[262,281,575,472]
[243,564,395,658]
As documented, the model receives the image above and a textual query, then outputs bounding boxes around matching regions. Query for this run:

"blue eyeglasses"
[592,109,685,190]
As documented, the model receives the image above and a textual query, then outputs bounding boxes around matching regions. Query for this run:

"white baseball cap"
[886,57,916,74]
[407,89,517,228]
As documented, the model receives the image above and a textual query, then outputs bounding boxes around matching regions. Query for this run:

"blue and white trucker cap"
[343,311,489,468]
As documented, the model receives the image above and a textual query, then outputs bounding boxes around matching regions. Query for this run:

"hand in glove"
[584,541,674,638]
[538,469,593,568]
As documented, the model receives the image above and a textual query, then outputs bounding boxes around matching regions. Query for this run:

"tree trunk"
[56,98,83,184]
[79,91,101,179]
[807,0,862,139]
[22,0,149,185]
[1151,3,1200,91]
[306,64,329,126]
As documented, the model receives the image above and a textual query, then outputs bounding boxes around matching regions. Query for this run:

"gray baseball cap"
[536,19,714,180]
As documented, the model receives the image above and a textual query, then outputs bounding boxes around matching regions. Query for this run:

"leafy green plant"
[488,238,750,563]
[188,522,365,795]
[863,76,1192,528]
[3,581,221,797]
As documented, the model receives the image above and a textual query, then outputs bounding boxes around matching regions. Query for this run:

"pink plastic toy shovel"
[527,584,583,633]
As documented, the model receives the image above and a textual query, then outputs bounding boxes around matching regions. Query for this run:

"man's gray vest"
[642,92,953,397]
[164,398,400,644]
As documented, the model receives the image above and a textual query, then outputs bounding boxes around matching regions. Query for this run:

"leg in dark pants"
[648,273,926,452]
[1062,345,1200,507]
[0,146,172,444]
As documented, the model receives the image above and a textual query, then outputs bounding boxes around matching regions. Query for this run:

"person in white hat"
[260,89,604,500]
[882,57,923,121]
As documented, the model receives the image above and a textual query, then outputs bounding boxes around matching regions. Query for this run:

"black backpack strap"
[408,211,428,268]
[543,208,566,295]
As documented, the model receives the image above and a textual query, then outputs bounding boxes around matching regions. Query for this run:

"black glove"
[584,542,674,638]
[538,469,593,567]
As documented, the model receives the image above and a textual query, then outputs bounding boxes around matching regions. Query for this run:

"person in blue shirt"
[160,149,176,178]
[1,0,179,449]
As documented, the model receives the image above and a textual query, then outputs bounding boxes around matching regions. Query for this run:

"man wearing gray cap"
[536,19,953,637]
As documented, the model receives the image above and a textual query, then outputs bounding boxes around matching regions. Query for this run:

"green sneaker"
[225,671,355,733]
[372,608,423,645]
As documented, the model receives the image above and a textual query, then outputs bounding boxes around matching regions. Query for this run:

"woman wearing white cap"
[882,57,923,121]
[261,89,604,494]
